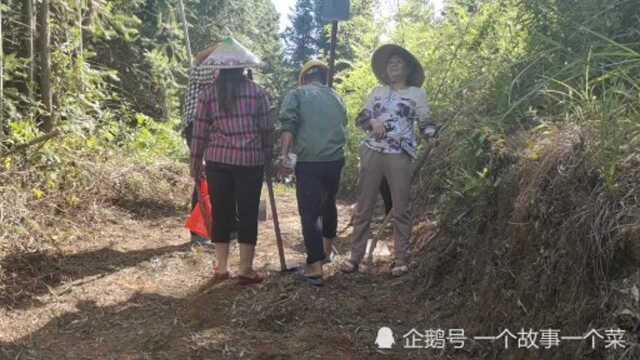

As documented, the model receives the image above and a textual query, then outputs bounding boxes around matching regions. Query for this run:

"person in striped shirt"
[183,46,240,246]
[190,38,273,286]
[183,46,217,246]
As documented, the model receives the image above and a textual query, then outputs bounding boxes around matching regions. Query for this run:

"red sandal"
[213,266,230,282]
[237,273,264,286]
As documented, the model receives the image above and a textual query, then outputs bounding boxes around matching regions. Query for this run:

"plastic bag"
[185,178,214,240]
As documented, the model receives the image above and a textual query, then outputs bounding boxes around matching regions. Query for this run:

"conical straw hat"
[202,37,261,69]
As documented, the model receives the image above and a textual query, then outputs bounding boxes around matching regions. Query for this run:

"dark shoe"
[298,274,323,287]
[191,234,212,246]
[296,270,323,287]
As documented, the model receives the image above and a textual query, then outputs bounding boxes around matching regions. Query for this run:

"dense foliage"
[0,0,287,252]
[338,0,640,196]
[0,0,286,148]
[2,1,640,357]
[1,0,638,238]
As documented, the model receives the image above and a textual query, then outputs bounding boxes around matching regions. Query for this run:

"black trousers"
[191,185,239,232]
[187,124,238,237]
[295,159,344,264]
[205,162,263,245]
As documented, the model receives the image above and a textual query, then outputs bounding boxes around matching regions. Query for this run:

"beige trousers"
[350,145,414,265]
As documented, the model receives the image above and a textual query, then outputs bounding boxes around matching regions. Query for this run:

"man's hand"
[277,132,295,180]
[276,156,294,180]
[277,164,294,179]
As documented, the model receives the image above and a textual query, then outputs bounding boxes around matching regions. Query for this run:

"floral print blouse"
[356,86,435,159]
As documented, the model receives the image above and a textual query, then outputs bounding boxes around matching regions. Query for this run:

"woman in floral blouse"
[342,44,436,276]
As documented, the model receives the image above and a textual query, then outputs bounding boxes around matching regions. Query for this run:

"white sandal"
[391,264,409,277]
[340,260,359,273]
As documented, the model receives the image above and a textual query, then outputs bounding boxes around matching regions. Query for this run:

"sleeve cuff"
[421,123,438,137]
[279,125,296,136]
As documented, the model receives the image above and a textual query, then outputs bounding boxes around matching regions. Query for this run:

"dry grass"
[3,120,640,359]
[0,149,190,245]
[0,145,191,309]
[0,164,442,359]
[412,124,640,359]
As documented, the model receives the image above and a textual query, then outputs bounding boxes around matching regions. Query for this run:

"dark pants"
[380,177,392,215]
[295,159,344,264]
[205,162,264,245]
[191,185,239,233]
[187,123,238,237]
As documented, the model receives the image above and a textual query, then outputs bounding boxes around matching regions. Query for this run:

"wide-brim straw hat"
[298,60,329,86]
[193,45,218,66]
[189,47,218,85]
[371,44,425,87]
[202,37,261,69]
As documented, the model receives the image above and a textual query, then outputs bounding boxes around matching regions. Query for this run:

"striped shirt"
[191,79,273,172]
[182,65,217,131]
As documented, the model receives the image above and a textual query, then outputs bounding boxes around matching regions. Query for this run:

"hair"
[216,68,247,113]
[302,67,328,85]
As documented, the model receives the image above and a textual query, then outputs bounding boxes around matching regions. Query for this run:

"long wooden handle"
[266,177,287,271]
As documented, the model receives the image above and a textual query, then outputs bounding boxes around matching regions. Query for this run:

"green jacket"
[278,82,347,162]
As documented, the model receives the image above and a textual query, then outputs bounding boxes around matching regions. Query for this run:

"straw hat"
[371,44,425,87]
[193,45,217,66]
[298,60,329,86]
[202,37,261,69]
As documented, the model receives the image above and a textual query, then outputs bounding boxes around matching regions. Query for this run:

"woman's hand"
[370,118,386,140]
[191,164,202,180]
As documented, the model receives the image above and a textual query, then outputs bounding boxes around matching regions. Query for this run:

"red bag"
[185,178,214,240]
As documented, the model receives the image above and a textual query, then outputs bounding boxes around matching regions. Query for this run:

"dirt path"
[0,186,444,360]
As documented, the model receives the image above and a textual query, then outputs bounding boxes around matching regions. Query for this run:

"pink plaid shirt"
[191,79,273,173]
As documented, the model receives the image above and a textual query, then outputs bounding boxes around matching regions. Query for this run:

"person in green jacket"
[278,60,347,286]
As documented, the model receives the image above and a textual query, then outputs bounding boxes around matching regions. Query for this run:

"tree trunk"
[1,4,4,137]
[21,0,35,101]
[77,0,84,91]
[77,0,83,55]
[177,0,193,62]
[84,0,95,28]
[37,0,53,132]
[328,21,338,88]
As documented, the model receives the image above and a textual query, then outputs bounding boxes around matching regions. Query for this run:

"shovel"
[265,170,298,273]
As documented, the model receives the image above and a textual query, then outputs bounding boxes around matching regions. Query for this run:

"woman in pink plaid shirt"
[190,38,273,286]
